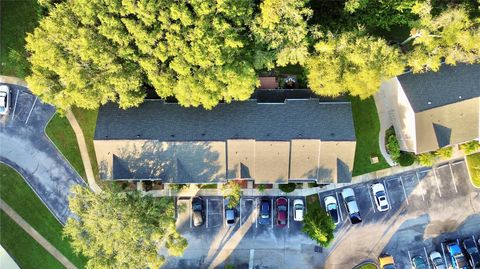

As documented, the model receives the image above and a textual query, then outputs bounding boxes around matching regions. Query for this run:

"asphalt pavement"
[0,83,86,224]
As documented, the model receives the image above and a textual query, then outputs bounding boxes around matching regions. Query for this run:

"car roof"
[372,183,385,193]
[347,201,359,213]
[0,85,9,92]
[226,209,235,219]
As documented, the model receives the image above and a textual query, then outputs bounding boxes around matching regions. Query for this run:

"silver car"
[0,85,11,115]
[429,251,446,269]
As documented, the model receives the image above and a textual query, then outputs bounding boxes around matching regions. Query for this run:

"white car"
[293,199,304,221]
[0,85,11,115]
[341,188,362,224]
[371,183,390,212]
[429,251,446,269]
[324,196,340,225]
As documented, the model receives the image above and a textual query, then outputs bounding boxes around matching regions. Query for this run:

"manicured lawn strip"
[46,113,87,179]
[350,97,390,176]
[71,107,100,181]
[0,164,87,268]
[466,152,480,188]
[0,210,66,269]
[0,0,40,77]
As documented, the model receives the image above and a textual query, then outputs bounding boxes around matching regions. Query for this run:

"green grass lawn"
[71,107,100,182]
[46,113,87,179]
[350,97,390,176]
[0,210,66,269]
[0,0,41,77]
[0,164,87,268]
[466,152,480,188]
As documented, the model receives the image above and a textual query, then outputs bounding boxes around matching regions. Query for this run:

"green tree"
[306,32,404,99]
[460,140,480,155]
[344,0,418,30]
[64,186,187,269]
[26,0,262,111]
[436,146,453,159]
[252,0,312,67]
[302,198,335,247]
[416,152,437,166]
[404,2,480,73]
[222,181,243,208]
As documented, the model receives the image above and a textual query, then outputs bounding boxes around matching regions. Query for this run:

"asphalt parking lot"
[320,159,480,269]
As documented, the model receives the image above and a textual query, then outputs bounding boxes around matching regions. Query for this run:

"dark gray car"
[192,197,204,227]
[225,208,236,227]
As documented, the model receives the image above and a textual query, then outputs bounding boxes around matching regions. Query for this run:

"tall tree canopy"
[26,0,265,110]
[252,0,312,67]
[344,0,418,30]
[64,186,187,269]
[405,2,480,73]
[306,32,404,99]
[302,197,335,247]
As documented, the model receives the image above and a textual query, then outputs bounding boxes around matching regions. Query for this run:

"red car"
[276,197,288,227]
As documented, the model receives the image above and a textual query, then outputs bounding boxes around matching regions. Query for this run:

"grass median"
[466,152,480,188]
[0,164,87,268]
[0,210,66,269]
[350,97,390,176]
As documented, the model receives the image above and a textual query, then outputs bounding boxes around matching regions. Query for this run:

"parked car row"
[190,196,305,228]
[378,236,480,269]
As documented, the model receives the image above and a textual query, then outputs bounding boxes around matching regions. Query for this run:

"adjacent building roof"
[95,99,356,142]
[397,64,480,112]
[94,99,357,183]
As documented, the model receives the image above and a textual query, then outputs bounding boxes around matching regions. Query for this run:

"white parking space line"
[457,238,461,245]
[335,192,343,221]
[432,168,443,197]
[441,243,448,266]
[424,247,431,268]
[407,250,413,268]
[287,198,290,229]
[206,199,209,228]
[25,96,37,125]
[382,180,393,207]
[271,199,274,228]
[414,171,425,201]
[448,163,459,193]
[399,176,409,205]
[12,90,19,118]
[239,199,243,225]
[473,235,478,248]
[249,249,254,269]
[367,186,376,213]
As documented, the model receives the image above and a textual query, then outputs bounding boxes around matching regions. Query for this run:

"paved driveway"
[166,160,479,269]
[318,159,480,269]
[0,84,85,224]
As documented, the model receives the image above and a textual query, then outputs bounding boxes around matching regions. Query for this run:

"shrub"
[279,183,296,193]
[460,140,480,155]
[257,184,266,193]
[398,152,415,166]
[386,133,401,161]
[436,146,453,159]
[416,152,437,166]
[222,181,242,208]
[302,197,335,247]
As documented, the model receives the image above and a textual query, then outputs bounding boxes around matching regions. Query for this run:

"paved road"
[0,84,86,224]
[165,159,480,269]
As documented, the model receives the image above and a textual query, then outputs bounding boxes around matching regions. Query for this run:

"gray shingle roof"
[397,63,480,112]
[95,99,356,142]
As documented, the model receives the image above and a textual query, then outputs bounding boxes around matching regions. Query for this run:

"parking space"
[451,160,471,193]
[206,198,223,229]
[176,197,192,231]
[240,197,255,226]
[0,85,40,126]
[434,163,458,198]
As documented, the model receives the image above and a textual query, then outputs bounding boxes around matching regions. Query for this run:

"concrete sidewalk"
[66,110,102,193]
[373,82,397,166]
[0,199,77,269]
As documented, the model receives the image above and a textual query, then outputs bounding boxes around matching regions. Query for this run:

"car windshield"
[327,203,337,210]
[278,205,287,211]
[376,191,386,197]
[0,95,6,108]
[345,196,355,203]
[193,203,202,211]
[295,204,303,210]
[432,257,443,266]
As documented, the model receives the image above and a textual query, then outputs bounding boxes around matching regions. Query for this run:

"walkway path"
[0,199,77,269]
[65,110,102,193]
[373,82,397,166]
